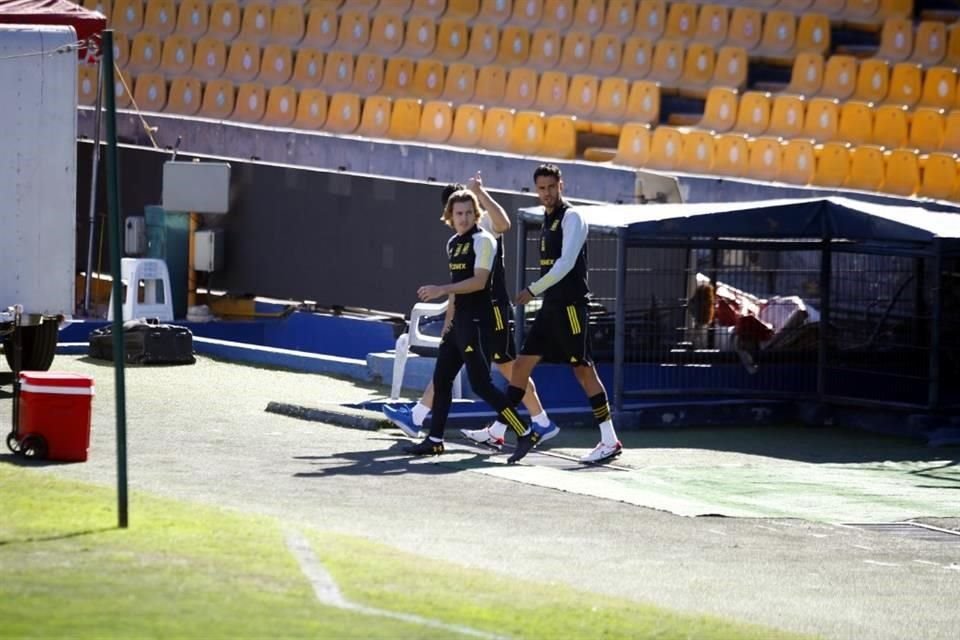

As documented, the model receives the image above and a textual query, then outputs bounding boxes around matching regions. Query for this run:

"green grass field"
[0,465,810,639]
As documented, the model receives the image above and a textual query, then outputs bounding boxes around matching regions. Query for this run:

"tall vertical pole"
[102,30,129,529]
[613,229,627,416]
[83,61,104,314]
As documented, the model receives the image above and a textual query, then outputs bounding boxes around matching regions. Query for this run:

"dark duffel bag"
[88,319,196,365]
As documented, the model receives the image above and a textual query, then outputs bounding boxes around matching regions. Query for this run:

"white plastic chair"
[390,300,462,400]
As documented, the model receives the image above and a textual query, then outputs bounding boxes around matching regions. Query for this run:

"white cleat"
[459,427,505,450]
[578,441,623,464]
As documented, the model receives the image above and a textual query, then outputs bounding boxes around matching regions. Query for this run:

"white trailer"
[0,24,77,371]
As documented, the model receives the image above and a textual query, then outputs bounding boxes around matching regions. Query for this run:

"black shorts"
[490,302,516,364]
[520,301,592,366]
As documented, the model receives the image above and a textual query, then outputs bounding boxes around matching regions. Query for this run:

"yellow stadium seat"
[695,5,728,47]
[262,85,297,127]
[768,94,806,139]
[919,152,958,200]
[225,41,261,84]
[175,0,207,41]
[573,0,605,34]
[111,32,130,70]
[535,71,569,114]
[505,67,538,109]
[886,62,921,108]
[239,3,271,43]
[821,55,857,101]
[192,36,226,80]
[465,23,499,65]
[878,0,915,21]
[883,148,920,196]
[207,0,240,42]
[442,62,476,103]
[128,32,162,74]
[113,0,144,36]
[481,107,515,152]
[448,0,481,21]
[322,51,355,93]
[613,122,652,167]
[943,111,960,154]
[336,11,370,53]
[370,13,404,56]
[450,104,485,147]
[478,0,512,25]
[436,19,469,61]
[167,76,202,115]
[680,130,715,174]
[728,8,762,52]
[844,0,880,24]
[920,67,957,110]
[796,14,830,57]
[418,100,454,143]
[854,58,889,103]
[559,31,592,73]
[388,97,422,140]
[748,137,783,182]
[912,21,946,66]
[510,110,546,155]
[604,0,637,37]
[620,37,653,80]
[497,25,531,67]
[411,0,446,19]
[380,0,413,13]
[541,0,574,30]
[590,34,622,77]
[665,3,697,42]
[384,57,416,97]
[714,46,748,91]
[846,145,885,191]
[402,15,437,58]
[696,87,737,133]
[133,73,166,112]
[259,44,293,87]
[233,82,266,123]
[812,0,844,15]
[542,115,577,159]
[593,77,629,132]
[836,101,873,145]
[413,58,445,100]
[909,108,945,152]
[143,0,176,37]
[648,39,684,88]
[947,24,960,68]
[872,104,909,148]
[160,35,193,77]
[512,0,544,28]
[200,79,235,119]
[77,64,98,106]
[813,142,851,188]
[755,11,795,62]
[784,52,823,97]
[713,133,749,177]
[877,17,913,64]
[292,48,325,89]
[352,53,385,96]
[803,97,839,142]
[326,92,361,134]
[626,80,661,124]
[302,6,337,50]
[294,88,329,130]
[565,74,599,120]
[679,43,716,98]
[475,64,507,105]
[781,139,815,184]
[271,5,305,46]
[529,28,561,70]
[648,126,684,171]
[635,0,666,41]
[735,91,771,136]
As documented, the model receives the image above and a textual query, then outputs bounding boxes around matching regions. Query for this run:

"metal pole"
[83,60,104,315]
[928,241,942,411]
[514,212,528,350]
[102,30,129,529]
[613,229,627,416]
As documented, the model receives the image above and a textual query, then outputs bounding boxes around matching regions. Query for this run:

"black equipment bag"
[88,319,196,365]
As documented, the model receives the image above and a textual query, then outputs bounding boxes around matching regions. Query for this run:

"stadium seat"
[200,78,235,119]
[665,3,697,42]
[510,110,546,155]
[714,47,748,92]
[802,97,839,142]
[836,101,873,145]
[734,91,771,136]
[260,45,293,87]
[876,17,913,64]
[542,115,577,159]
[680,130,716,174]
[357,95,391,137]
[336,10,370,53]
[505,67,538,109]
[512,0,544,28]
[166,76,202,115]
[886,62,922,108]
[713,133,749,177]
[821,55,857,101]
[872,104,909,148]
[648,126,684,171]
[402,15,436,58]
[411,0,446,19]
[812,142,850,187]
[389,97,422,140]
[481,107,515,152]
[369,13,404,55]
[920,67,957,110]
[418,100,454,143]
[678,43,716,98]
[942,111,960,154]
[648,39,684,88]
[728,8,762,52]
[113,0,144,36]
[535,70,569,114]
[635,0,666,41]
[128,32,162,74]
[909,108,945,152]
[846,144,885,191]
[111,32,130,70]
[239,2,271,43]
[436,19,469,61]
[947,24,960,68]
[207,0,240,41]
[77,64,98,106]
[322,51,355,93]
[294,88,329,130]
[413,59,446,100]
[132,73,166,112]
[695,5,728,47]
[796,13,830,57]
[478,0,512,25]
[565,74,599,124]
[379,0,413,14]
[590,34,622,77]
[474,64,507,105]
[540,0,573,30]
[811,0,844,15]
[767,94,805,138]
[620,37,653,80]
[192,36,226,80]
[384,57,417,97]
[465,23,499,66]
[573,0,605,34]
[604,0,638,37]
[160,35,194,77]
[781,139,815,184]
[593,77,629,133]
[918,152,958,200]
[497,25,531,67]
[442,62,476,103]
[143,0,176,37]
[784,52,823,97]
[352,53,385,96]
[755,11,795,62]
[175,0,207,41]
[612,122,652,167]
[854,58,890,103]
[844,0,880,24]
[696,87,737,133]
[262,85,297,127]
[450,104,485,147]
[302,6,337,50]
[233,82,266,123]
[292,48,325,89]
[225,41,261,84]
[559,31,592,73]
[912,21,947,66]
[883,148,920,196]
[626,80,661,124]
[271,5,305,46]
[529,28,561,70]
[748,137,783,182]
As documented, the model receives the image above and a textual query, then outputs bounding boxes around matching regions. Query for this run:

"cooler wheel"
[19,434,48,460]
[5,431,20,454]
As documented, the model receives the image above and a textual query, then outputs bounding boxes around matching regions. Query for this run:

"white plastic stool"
[390,300,461,400]
[107,258,175,322]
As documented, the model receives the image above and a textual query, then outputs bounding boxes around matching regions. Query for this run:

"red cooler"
[18,372,95,462]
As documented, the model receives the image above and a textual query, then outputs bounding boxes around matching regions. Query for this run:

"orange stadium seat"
[380,0,413,13]
[411,0,446,19]
[876,18,913,64]
[447,0,481,21]
[886,62,922,109]
[680,130,716,174]
[325,92,361,134]
[574,0,606,34]
[813,142,851,188]
[836,101,873,145]
[604,0,637,37]
[812,0,844,15]
[200,78,235,119]
[635,0,666,41]
[678,43,715,98]
[322,51,355,93]
[160,35,194,77]
[512,0,544,28]
[846,144,885,191]
[497,25,531,67]
[465,22,499,65]
[260,44,293,87]
[166,76,202,115]
[593,77,629,133]
[535,70,569,114]
[648,39,684,88]
[943,111,960,154]
[559,31,592,73]
[590,34,622,77]
[854,58,890,103]
[111,32,130,70]
[352,53,385,96]
[844,0,880,24]
[413,58,446,99]
[418,100,454,143]
[475,64,508,105]
[748,137,783,182]
[781,139,815,184]
[359,95,394,138]
[225,41,261,84]
[239,2,271,43]
[175,0,208,41]
[542,114,577,159]
[113,0,144,36]
[529,28,561,70]
[912,21,947,66]
[947,24,960,68]
[302,6,337,50]
[665,3,697,42]
[128,32,162,73]
[918,152,958,200]
[803,97,840,142]
[565,74,599,120]
[143,0,176,37]
[478,0,512,25]
[872,104,909,148]
[626,80,661,124]
[207,0,240,42]
[796,14,830,57]
[481,107,515,152]
[883,148,920,196]
[920,67,957,110]
[450,104,485,147]
[785,52,823,97]
[714,47,748,92]
[336,10,370,53]
[695,4,729,47]
[510,110,546,155]
[133,73,166,111]
[271,5,305,46]
[768,94,806,139]
[192,36,226,80]
[713,133,749,177]
[294,88,329,130]
[755,11,796,62]
[505,67,538,109]
[436,19,469,61]
[620,37,653,80]
[728,8,762,52]
[262,85,297,127]
[735,91,771,136]
[77,64,97,106]
[541,0,574,30]
[384,57,417,97]
[369,13,405,56]
[442,62,476,103]
[233,82,266,123]
[648,126,683,171]
[403,15,437,58]
[821,55,857,101]
[696,87,737,134]
[612,122,652,167]
[389,98,422,140]
[292,48,324,89]
[909,108,945,152]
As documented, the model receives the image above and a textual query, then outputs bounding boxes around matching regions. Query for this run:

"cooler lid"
[19,371,95,388]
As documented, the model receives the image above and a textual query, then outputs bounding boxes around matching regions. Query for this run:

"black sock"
[507,385,525,406]
[589,392,611,426]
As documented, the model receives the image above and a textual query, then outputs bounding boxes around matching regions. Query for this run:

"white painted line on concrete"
[863,560,900,567]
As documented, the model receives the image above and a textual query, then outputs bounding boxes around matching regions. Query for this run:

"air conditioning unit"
[194,229,224,272]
